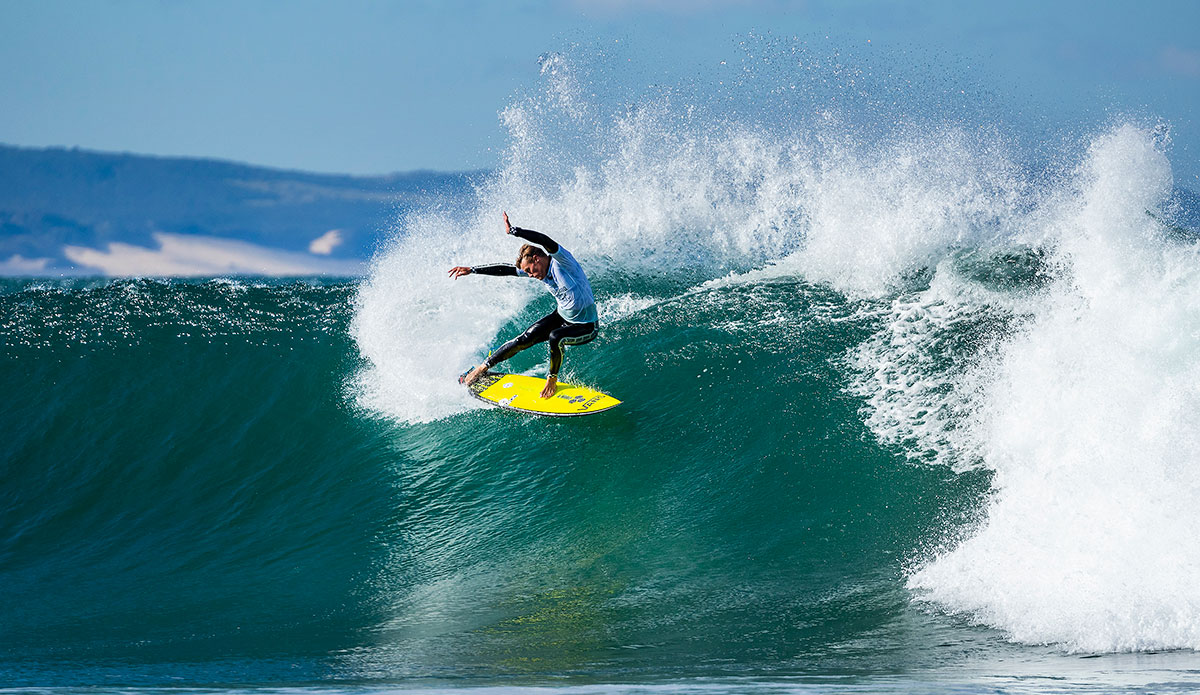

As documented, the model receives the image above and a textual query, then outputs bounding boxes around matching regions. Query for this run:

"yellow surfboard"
[466,372,621,417]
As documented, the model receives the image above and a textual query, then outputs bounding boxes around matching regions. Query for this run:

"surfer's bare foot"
[460,364,487,386]
[540,375,557,399]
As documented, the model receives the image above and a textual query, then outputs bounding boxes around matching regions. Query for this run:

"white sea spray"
[905,125,1200,652]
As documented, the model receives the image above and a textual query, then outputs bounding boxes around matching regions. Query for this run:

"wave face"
[5,50,1200,691]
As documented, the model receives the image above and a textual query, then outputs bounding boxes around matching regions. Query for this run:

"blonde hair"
[516,244,547,269]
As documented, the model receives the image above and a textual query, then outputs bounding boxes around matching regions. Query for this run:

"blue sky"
[3,0,1198,182]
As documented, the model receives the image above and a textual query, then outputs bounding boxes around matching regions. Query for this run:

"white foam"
[597,293,659,323]
[848,256,1038,470]
[792,129,1022,296]
[902,125,1200,652]
[349,212,539,424]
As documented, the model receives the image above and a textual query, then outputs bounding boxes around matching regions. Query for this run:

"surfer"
[449,212,598,399]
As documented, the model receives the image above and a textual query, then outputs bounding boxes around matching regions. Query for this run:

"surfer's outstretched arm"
[509,227,559,254]
[448,264,518,279]
[503,211,559,253]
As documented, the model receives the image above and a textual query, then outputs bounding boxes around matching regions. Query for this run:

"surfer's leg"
[547,321,598,377]
[481,311,564,370]
[463,312,563,385]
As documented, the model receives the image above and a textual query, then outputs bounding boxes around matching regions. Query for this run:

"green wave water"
[0,274,994,689]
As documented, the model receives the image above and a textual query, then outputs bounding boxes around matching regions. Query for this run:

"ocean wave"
[354,65,1200,655]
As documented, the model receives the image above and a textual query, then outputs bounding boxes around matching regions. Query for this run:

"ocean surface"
[5,49,1200,694]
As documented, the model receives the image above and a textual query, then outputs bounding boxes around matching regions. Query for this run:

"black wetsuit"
[472,227,598,378]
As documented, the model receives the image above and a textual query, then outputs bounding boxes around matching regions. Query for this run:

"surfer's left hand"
[503,211,513,234]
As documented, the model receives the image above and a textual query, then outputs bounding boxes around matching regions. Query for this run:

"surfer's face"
[521,254,548,280]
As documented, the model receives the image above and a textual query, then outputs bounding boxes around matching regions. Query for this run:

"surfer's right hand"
[502,211,513,234]
[448,266,472,279]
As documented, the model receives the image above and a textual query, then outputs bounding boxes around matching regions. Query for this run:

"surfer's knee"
[516,326,542,347]
[517,312,561,348]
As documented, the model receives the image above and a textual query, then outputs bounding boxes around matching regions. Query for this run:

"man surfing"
[449,212,599,399]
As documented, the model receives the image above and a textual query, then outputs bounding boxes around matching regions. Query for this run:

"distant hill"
[0,144,484,275]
